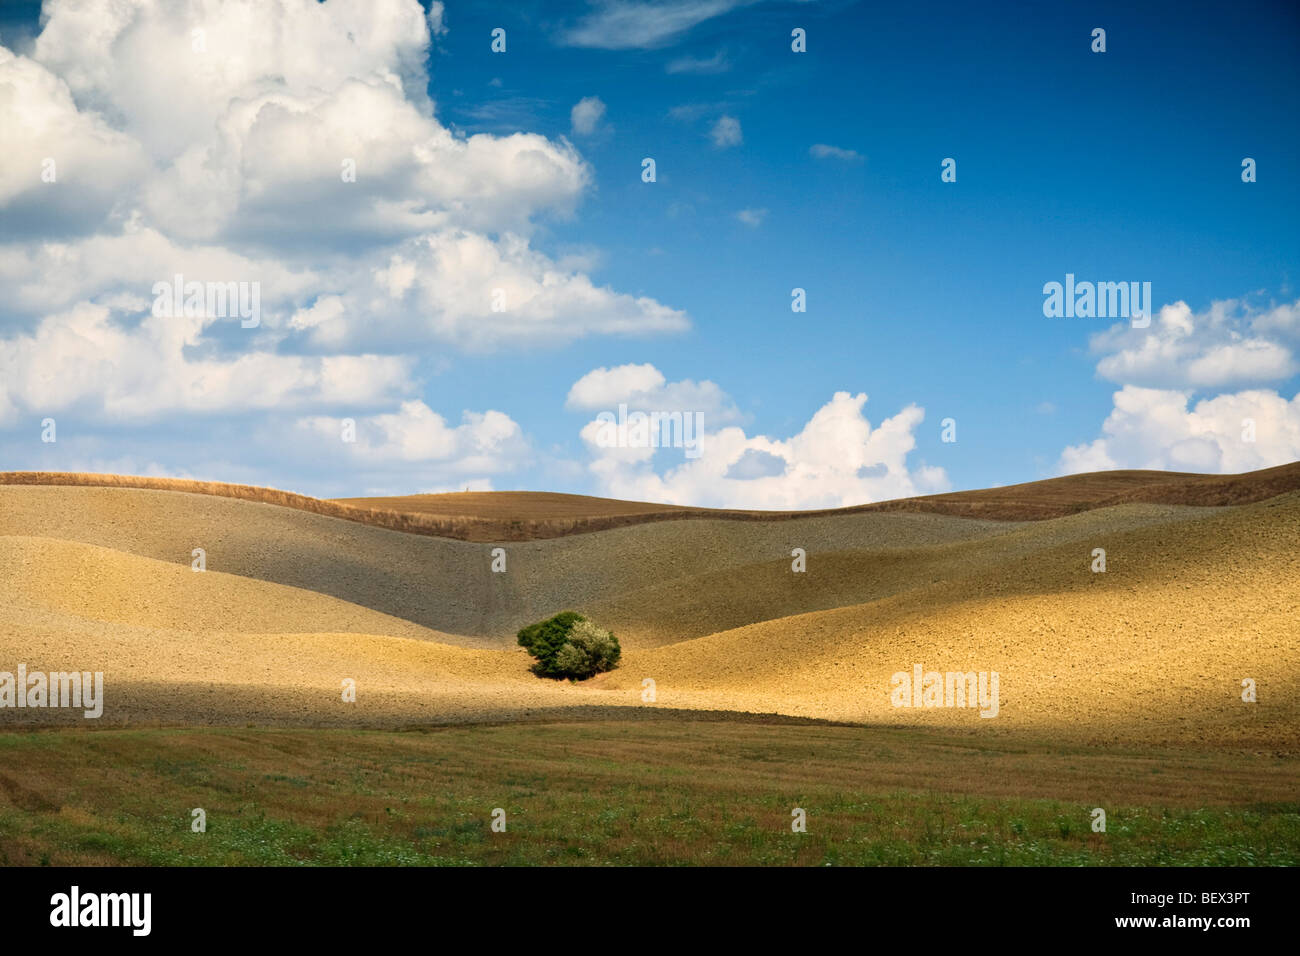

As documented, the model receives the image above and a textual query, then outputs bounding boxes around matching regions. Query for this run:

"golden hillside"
[0,469,1296,748]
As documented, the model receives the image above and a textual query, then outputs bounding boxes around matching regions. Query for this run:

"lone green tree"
[517,611,620,679]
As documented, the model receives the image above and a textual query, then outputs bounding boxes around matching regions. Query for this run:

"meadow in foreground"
[1,720,1295,867]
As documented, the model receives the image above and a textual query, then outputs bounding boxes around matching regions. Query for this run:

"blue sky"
[1,0,1298,505]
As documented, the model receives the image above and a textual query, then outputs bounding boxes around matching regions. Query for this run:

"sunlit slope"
[0,535,559,726]
[582,500,1235,647]
[596,491,1300,747]
[0,535,456,643]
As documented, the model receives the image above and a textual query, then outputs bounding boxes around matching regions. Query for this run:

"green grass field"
[1,719,1296,866]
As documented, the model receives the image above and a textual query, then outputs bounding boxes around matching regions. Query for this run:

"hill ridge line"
[2,463,1297,543]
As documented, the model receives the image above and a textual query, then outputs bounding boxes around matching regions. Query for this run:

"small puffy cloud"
[567,363,739,422]
[1058,386,1300,475]
[710,114,742,148]
[810,143,863,162]
[297,400,527,471]
[736,208,767,227]
[1090,298,1300,389]
[570,96,607,136]
[568,363,668,407]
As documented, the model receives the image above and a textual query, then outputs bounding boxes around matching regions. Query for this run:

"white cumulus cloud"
[1090,298,1300,390]
[297,400,528,471]
[1059,385,1300,475]
[0,0,688,491]
[566,363,739,422]
[1060,295,1300,474]
[573,370,948,509]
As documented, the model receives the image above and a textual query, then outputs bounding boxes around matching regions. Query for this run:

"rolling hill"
[0,465,1296,747]
[5,460,1299,538]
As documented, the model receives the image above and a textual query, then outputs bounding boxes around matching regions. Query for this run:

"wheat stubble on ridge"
[0,466,1296,746]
